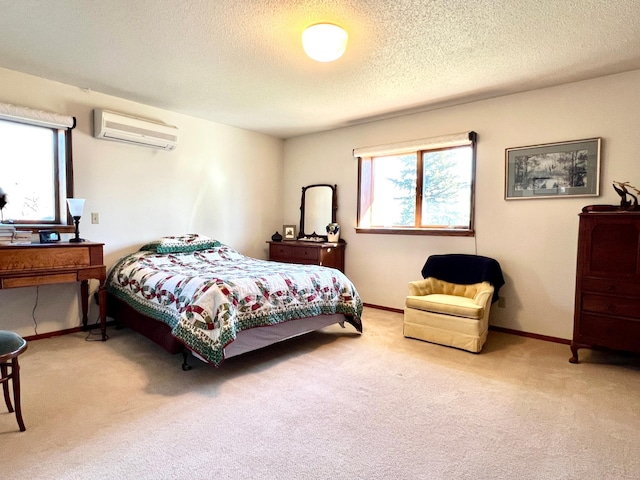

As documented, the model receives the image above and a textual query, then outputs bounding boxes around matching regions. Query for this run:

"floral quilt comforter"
[107,243,363,365]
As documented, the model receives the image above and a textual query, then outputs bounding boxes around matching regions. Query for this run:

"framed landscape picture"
[505,138,601,200]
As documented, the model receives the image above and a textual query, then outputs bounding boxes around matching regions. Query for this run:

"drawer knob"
[607,285,617,293]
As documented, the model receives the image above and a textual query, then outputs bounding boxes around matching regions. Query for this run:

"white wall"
[283,69,640,340]
[3,66,638,342]
[0,67,284,337]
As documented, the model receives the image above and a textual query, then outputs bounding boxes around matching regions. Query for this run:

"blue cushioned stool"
[0,331,28,432]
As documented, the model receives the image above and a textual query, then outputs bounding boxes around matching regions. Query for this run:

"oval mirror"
[299,184,337,240]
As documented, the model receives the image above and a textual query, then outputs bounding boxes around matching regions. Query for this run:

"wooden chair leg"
[12,358,25,431]
[1,363,13,413]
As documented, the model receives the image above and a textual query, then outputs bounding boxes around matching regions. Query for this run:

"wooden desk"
[0,241,107,340]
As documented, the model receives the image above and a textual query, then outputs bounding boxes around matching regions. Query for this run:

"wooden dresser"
[268,240,346,272]
[570,207,640,363]
[0,241,107,340]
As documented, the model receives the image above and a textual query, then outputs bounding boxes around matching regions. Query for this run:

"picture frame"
[505,138,601,200]
[283,224,297,240]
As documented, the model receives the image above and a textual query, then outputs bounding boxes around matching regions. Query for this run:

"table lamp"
[66,198,85,242]
[0,187,7,223]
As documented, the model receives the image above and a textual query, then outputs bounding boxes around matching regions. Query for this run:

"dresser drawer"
[582,276,640,297]
[269,244,320,262]
[267,240,345,272]
[290,246,319,262]
[269,244,292,261]
[0,246,90,272]
[1,272,79,288]
[577,313,640,352]
[581,293,640,319]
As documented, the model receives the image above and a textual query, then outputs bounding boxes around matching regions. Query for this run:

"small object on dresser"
[0,186,7,223]
[612,181,639,210]
[66,198,86,243]
[0,225,15,244]
[271,231,283,242]
[12,230,32,244]
[283,224,297,240]
[326,222,340,242]
[39,230,61,243]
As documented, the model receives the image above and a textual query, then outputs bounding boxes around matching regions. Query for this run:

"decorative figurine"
[0,187,7,223]
[613,181,639,210]
[326,222,340,242]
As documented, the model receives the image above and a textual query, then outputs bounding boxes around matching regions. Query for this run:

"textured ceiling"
[0,1,639,138]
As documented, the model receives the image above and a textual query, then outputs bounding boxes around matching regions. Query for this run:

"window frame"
[0,104,76,233]
[355,132,476,237]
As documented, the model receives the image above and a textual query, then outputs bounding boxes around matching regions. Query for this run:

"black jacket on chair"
[420,254,505,303]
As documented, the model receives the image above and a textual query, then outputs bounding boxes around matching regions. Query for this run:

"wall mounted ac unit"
[93,109,178,150]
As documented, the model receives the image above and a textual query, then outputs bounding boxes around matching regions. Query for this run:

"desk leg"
[81,280,89,328]
[98,281,107,341]
[80,279,108,341]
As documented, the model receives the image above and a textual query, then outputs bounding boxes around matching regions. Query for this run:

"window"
[354,131,476,236]
[0,103,75,232]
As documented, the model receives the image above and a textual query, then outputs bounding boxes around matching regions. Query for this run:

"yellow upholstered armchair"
[403,254,504,353]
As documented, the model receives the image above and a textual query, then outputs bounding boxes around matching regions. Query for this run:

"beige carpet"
[1,308,639,479]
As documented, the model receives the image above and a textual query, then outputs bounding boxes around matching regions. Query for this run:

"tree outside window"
[0,119,73,230]
[357,142,475,235]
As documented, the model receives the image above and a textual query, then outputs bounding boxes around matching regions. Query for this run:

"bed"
[106,234,363,369]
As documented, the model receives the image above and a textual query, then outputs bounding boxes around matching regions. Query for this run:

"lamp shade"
[66,198,85,217]
[302,23,348,62]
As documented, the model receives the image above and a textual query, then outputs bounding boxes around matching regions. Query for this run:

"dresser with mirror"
[268,184,345,272]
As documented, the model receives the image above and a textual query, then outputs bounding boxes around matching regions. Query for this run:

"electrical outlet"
[91,212,100,224]
[498,296,506,308]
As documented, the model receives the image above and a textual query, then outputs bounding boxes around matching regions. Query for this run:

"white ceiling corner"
[0,0,638,138]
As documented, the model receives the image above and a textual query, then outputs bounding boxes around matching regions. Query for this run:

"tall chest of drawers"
[268,240,345,272]
[570,208,640,363]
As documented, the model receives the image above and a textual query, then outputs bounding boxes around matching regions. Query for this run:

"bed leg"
[181,350,192,371]
[344,315,363,333]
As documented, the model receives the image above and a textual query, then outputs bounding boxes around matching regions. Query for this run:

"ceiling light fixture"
[302,23,348,62]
